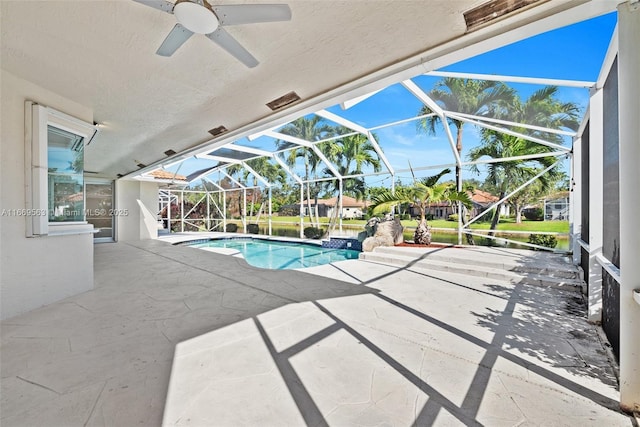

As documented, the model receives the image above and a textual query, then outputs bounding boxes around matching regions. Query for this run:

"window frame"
[26,102,97,237]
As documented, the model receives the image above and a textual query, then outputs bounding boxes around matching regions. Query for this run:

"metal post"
[243,188,247,234]
[457,167,462,245]
[339,179,343,233]
[167,189,172,233]
[222,189,226,233]
[206,189,210,231]
[391,175,395,215]
[618,3,640,412]
[587,87,604,323]
[570,142,582,265]
[180,191,184,233]
[299,183,304,238]
[268,186,272,236]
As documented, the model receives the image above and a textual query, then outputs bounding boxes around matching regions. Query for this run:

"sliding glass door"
[85,180,114,242]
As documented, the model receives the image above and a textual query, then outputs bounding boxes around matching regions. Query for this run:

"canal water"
[242,224,570,251]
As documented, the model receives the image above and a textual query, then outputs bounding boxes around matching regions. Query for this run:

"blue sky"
[171,11,618,188]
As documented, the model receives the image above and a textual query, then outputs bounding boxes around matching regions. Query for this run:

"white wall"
[0,70,94,320]
[115,180,158,241]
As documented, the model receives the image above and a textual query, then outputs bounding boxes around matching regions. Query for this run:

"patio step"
[359,246,584,290]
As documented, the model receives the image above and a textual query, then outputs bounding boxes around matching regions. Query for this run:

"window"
[47,126,85,222]
[26,102,97,236]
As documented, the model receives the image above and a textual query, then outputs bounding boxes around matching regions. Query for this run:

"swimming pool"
[189,238,361,270]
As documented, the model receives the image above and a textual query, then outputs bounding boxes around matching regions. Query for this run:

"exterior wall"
[0,70,94,320]
[115,180,159,241]
[333,207,364,219]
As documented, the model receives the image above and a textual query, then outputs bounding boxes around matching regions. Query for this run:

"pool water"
[190,238,361,270]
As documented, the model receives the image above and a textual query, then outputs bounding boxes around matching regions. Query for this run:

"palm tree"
[417,78,515,243]
[417,78,515,181]
[320,131,382,233]
[470,135,556,233]
[241,157,285,218]
[277,116,334,226]
[469,86,580,232]
[369,168,472,245]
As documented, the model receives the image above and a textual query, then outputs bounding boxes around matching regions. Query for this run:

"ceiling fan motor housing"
[174,0,219,34]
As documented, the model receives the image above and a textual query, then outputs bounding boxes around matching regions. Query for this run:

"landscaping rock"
[362,216,404,252]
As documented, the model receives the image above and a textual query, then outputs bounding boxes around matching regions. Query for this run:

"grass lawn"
[235,216,569,233]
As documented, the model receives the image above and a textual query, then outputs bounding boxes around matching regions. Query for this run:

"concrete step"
[368,246,580,279]
[359,248,584,290]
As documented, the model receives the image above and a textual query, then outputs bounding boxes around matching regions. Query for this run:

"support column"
[167,189,172,232]
[618,1,640,413]
[180,191,184,233]
[457,170,463,245]
[299,183,304,238]
[587,87,604,323]
[268,186,272,236]
[206,190,210,231]
[222,190,226,232]
[570,142,582,266]
[338,179,343,233]
[391,175,395,215]
[243,188,247,233]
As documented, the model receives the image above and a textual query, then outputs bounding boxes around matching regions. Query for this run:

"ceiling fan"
[133,0,291,68]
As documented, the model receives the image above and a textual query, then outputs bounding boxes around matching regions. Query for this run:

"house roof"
[147,169,188,182]
[470,189,499,205]
[0,1,606,180]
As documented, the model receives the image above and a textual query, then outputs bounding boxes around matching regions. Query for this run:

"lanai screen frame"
[130,6,618,250]
[138,67,594,250]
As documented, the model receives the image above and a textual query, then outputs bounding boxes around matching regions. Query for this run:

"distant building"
[409,189,509,219]
[293,196,367,219]
[544,192,570,220]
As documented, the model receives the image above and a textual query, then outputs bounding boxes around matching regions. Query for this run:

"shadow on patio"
[162,244,632,426]
[1,241,633,426]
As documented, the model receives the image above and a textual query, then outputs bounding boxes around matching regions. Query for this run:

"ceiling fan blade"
[205,27,259,68]
[156,23,194,56]
[132,0,175,14]
[213,4,291,26]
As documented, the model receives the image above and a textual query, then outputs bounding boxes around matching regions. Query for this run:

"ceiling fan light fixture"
[174,1,219,34]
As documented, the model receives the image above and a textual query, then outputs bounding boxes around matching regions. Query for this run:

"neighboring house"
[146,169,188,184]
[523,192,570,221]
[293,196,367,219]
[544,193,570,220]
[409,189,508,220]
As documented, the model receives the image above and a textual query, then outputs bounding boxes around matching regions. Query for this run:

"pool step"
[359,246,583,290]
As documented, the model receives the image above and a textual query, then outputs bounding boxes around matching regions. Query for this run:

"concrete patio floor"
[0,237,634,426]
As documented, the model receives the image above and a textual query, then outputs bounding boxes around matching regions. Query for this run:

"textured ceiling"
[1,0,580,178]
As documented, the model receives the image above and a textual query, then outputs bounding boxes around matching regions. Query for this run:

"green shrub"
[303,226,324,239]
[247,224,260,234]
[528,234,557,250]
[523,207,544,221]
[225,223,238,232]
[278,206,299,216]
[400,213,411,220]
[448,214,458,222]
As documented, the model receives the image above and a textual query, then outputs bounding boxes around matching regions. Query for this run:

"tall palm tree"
[417,78,515,243]
[277,116,334,226]
[369,169,472,245]
[243,157,285,218]
[320,131,382,232]
[469,86,580,232]
[417,78,515,181]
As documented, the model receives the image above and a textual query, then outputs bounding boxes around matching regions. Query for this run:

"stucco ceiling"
[1,0,590,178]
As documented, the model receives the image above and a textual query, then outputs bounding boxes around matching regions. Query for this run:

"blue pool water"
[190,238,361,270]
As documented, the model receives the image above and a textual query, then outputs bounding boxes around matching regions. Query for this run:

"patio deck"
[0,237,633,426]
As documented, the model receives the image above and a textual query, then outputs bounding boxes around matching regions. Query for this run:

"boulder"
[362,216,404,252]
